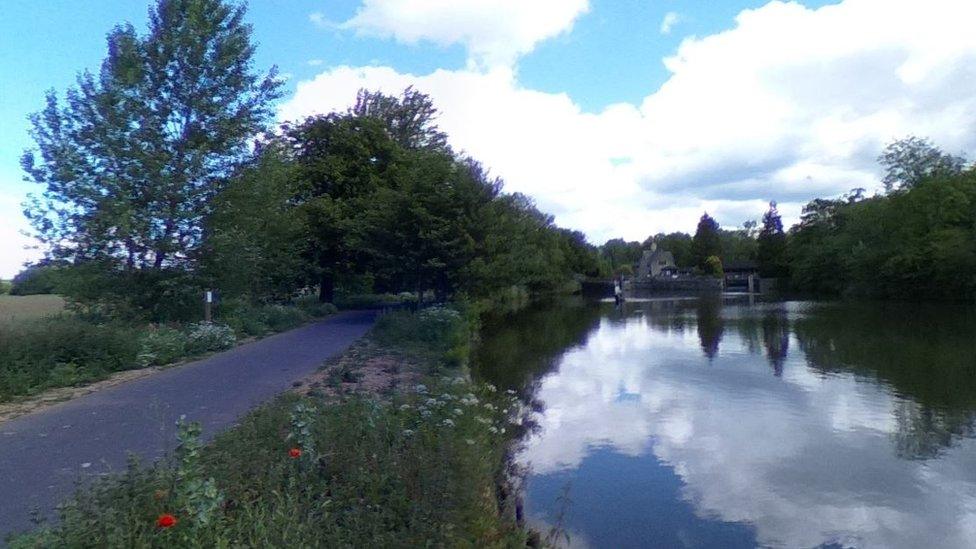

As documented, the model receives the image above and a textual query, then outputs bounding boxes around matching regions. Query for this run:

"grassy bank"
[0,298,336,403]
[10,305,530,547]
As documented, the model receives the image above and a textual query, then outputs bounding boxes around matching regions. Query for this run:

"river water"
[473,296,976,549]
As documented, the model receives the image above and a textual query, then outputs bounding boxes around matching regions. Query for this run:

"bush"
[185,323,236,354]
[136,326,189,367]
[335,293,416,310]
[0,280,11,295]
[373,306,471,367]
[0,317,140,401]
[256,305,309,332]
[293,295,337,317]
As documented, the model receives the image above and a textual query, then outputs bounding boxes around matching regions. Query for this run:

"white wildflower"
[488,426,499,434]
[415,384,428,394]
[441,419,455,428]
[403,429,415,437]
[420,410,432,418]
[425,398,438,407]
[399,404,411,411]
[465,439,475,446]
[476,416,491,425]
[486,384,497,393]
[452,408,463,416]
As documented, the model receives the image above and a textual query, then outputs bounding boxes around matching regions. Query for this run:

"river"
[473,296,976,549]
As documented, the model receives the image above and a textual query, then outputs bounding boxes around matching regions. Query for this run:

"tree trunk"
[318,272,335,303]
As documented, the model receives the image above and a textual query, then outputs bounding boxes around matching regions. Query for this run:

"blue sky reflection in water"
[476,298,976,548]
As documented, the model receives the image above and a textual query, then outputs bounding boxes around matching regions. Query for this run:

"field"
[0,295,66,326]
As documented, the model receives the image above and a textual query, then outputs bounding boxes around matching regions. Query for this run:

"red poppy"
[289,447,302,459]
[156,513,177,528]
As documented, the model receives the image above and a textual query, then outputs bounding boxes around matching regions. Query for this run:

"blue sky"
[2,0,975,277]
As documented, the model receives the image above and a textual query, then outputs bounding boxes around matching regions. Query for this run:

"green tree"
[202,144,307,300]
[21,0,281,314]
[286,114,399,303]
[351,87,450,153]
[757,201,788,277]
[879,136,966,192]
[691,213,722,270]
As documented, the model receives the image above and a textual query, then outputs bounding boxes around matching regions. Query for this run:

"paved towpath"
[0,311,375,541]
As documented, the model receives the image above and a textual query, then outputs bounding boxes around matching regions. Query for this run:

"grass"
[0,295,66,327]
[10,305,531,547]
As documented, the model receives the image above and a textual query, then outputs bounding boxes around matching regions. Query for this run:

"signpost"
[204,290,213,323]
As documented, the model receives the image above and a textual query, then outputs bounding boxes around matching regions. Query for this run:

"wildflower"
[476,416,491,425]
[488,426,499,434]
[420,409,432,418]
[399,404,411,411]
[465,438,475,445]
[452,408,463,416]
[483,403,497,411]
[403,429,415,437]
[452,377,466,385]
[506,389,516,395]
[153,489,168,501]
[289,447,302,459]
[500,428,506,434]
[425,398,438,407]
[486,384,497,393]
[415,384,428,394]
[441,419,455,428]
[156,513,177,529]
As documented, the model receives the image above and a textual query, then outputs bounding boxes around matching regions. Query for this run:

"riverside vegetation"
[9,306,533,547]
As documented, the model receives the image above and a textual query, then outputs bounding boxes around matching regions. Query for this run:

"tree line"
[598,136,975,301]
[17,0,602,320]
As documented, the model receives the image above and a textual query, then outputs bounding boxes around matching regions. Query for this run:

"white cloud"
[660,11,680,35]
[340,0,590,68]
[307,59,324,66]
[282,0,976,245]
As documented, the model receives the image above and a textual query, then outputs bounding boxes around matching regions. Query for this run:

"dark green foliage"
[691,213,722,269]
[648,232,694,268]
[0,317,140,400]
[9,264,63,295]
[600,238,643,275]
[203,147,308,301]
[757,202,788,277]
[0,280,11,295]
[373,306,472,367]
[789,169,976,300]
[21,0,281,313]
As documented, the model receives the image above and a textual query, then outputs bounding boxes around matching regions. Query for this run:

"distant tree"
[757,201,788,277]
[648,232,694,268]
[10,263,64,295]
[691,213,722,269]
[600,239,643,274]
[704,255,724,278]
[879,136,966,192]
[21,0,281,311]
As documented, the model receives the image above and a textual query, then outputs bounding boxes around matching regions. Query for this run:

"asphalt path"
[0,310,375,541]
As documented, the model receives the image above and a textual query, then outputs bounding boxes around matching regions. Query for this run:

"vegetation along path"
[0,311,375,541]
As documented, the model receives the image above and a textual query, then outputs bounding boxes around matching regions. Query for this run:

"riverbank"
[8,305,532,547]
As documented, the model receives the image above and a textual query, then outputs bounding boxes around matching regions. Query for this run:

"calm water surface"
[473,297,976,549]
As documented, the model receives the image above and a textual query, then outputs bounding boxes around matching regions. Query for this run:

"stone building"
[636,243,677,279]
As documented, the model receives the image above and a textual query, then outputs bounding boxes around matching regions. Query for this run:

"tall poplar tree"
[691,213,722,270]
[22,0,282,275]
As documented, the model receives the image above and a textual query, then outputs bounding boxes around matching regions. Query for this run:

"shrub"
[335,293,416,310]
[256,305,309,332]
[373,306,470,367]
[185,323,236,354]
[136,325,189,367]
[293,295,338,317]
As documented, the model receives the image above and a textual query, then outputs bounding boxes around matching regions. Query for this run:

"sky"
[2,0,976,277]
